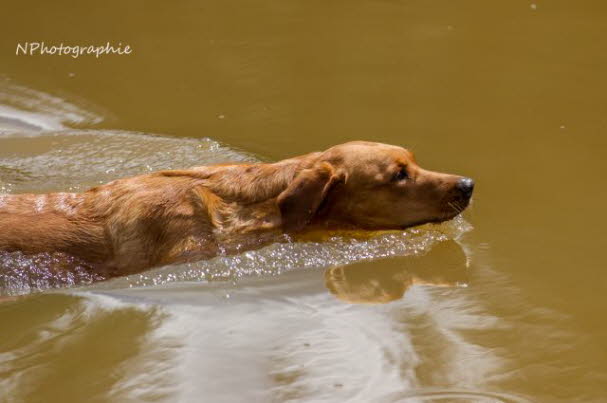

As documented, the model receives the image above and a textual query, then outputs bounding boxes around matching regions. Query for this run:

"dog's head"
[278,141,474,231]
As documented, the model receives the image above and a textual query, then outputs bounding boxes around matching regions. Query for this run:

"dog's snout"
[456,177,475,198]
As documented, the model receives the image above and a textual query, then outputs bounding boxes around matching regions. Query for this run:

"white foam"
[0,79,104,131]
[53,193,79,215]
[34,194,46,212]
[71,291,153,313]
[0,104,65,131]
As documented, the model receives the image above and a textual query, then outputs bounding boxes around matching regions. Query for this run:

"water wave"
[391,389,533,402]
[0,129,257,193]
[0,78,104,131]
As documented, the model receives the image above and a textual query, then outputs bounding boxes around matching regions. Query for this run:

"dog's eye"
[393,167,409,181]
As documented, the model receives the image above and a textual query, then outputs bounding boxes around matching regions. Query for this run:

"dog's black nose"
[456,177,475,198]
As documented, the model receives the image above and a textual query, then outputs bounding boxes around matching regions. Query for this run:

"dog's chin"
[398,217,447,230]
[397,204,469,230]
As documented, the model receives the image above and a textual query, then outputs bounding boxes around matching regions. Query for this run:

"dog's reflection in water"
[324,240,468,304]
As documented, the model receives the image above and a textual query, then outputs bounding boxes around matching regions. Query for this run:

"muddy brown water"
[1,1,606,402]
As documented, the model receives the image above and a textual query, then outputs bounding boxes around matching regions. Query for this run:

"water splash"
[104,216,471,289]
[0,251,104,296]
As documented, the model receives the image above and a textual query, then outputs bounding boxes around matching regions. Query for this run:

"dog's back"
[0,192,109,262]
[0,172,224,273]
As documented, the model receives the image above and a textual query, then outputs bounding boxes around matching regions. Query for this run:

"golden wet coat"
[0,141,472,276]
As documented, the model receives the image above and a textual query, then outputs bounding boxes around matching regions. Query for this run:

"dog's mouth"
[416,196,472,227]
[392,197,471,230]
[446,197,470,217]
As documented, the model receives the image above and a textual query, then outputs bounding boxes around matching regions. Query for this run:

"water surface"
[1,1,607,402]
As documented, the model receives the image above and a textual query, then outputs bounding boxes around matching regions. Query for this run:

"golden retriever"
[0,141,474,277]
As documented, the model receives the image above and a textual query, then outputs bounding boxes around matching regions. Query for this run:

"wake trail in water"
[0,78,103,131]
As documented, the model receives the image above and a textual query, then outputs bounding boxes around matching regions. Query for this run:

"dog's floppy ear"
[277,161,342,231]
